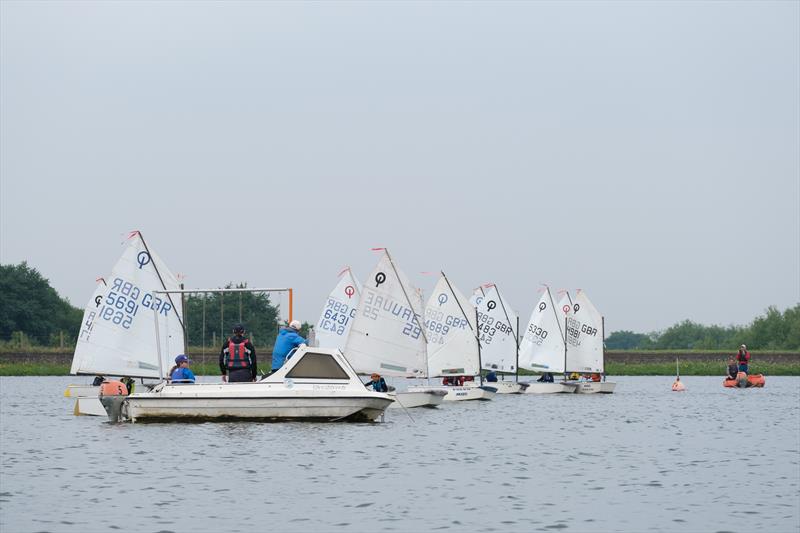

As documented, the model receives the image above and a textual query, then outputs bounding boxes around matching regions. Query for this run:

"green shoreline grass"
[2,361,798,377]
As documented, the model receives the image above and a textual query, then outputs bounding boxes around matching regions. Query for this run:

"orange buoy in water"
[99,380,128,396]
[672,380,685,391]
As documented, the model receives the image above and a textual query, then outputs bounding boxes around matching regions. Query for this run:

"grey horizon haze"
[1,1,798,335]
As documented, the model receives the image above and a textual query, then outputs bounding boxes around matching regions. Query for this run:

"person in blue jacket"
[271,320,307,372]
[169,354,196,384]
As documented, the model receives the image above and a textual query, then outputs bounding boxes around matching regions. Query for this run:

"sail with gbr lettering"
[316,268,362,349]
[476,284,519,373]
[343,250,426,378]
[70,278,109,375]
[70,232,185,378]
[424,274,479,377]
[518,286,566,373]
[565,289,604,373]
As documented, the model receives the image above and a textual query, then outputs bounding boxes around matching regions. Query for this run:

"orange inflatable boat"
[723,372,765,388]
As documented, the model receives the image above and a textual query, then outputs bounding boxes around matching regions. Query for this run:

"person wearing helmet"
[271,320,307,372]
[219,324,257,382]
[736,344,751,374]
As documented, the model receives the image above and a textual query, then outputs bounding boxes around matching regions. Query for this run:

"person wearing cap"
[364,373,388,392]
[169,354,196,384]
[271,320,307,372]
[736,344,751,374]
[220,324,257,383]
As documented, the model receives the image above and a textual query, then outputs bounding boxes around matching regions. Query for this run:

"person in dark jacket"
[220,324,257,382]
[537,372,554,383]
[486,371,498,382]
[726,357,739,380]
[271,320,307,371]
[364,373,388,392]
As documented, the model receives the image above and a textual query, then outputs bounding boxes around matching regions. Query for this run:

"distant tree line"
[606,304,800,351]
[1,261,796,350]
[0,263,82,346]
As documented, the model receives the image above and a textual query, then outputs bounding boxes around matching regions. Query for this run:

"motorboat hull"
[388,390,446,409]
[122,391,392,422]
[409,385,496,401]
[522,382,577,394]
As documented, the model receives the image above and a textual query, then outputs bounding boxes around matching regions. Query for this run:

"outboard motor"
[99,380,128,422]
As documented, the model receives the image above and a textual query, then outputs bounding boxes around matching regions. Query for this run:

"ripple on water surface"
[1,376,799,533]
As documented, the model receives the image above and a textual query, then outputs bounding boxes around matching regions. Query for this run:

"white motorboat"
[522,381,577,394]
[407,384,497,401]
[388,389,447,409]
[102,347,393,422]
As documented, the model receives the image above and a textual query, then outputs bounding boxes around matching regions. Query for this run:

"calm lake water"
[1,376,798,533]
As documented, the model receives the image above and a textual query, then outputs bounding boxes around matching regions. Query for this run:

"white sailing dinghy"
[408,273,497,401]
[315,267,362,350]
[518,286,577,394]
[67,232,186,414]
[105,346,393,422]
[474,284,526,394]
[565,289,616,394]
[342,250,445,408]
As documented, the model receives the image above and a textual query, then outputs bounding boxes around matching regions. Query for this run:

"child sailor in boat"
[726,357,739,381]
[364,373,389,392]
[169,354,196,384]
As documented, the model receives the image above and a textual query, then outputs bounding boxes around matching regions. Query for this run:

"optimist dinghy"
[408,273,497,401]
[101,347,393,422]
[474,284,525,393]
[340,250,444,408]
[518,286,577,394]
[564,290,616,394]
[67,232,185,415]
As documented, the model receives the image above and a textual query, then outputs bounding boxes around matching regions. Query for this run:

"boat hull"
[478,381,526,394]
[409,385,496,401]
[599,381,616,394]
[388,390,446,409]
[522,382,577,394]
[573,381,603,394]
[123,390,393,422]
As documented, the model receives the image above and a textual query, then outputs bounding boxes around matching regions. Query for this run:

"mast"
[564,316,569,378]
[476,307,483,386]
[516,315,520,382]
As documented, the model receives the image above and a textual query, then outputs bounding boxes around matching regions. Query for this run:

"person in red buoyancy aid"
[219,324,257,382]
[736,344,751,374]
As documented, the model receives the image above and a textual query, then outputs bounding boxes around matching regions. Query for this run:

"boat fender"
[99,380,128,396]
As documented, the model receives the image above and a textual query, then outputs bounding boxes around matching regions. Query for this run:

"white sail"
[556,291,574,336]
[343,251,426,378]
[565,289,604,373]
[70,278,109,375]
[518,286,566,373]
[71,234,185,378]
[476,285,519,373]
[316,268,362,349]
[424,274,479,377]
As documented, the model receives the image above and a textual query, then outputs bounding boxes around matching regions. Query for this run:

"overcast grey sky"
[1,1,798,334]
